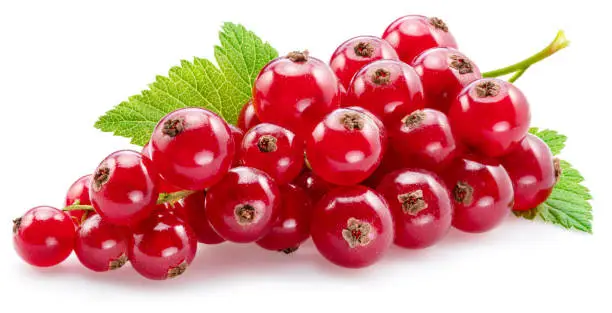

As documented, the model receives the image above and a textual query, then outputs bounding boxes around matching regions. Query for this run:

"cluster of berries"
[13,15,559,279]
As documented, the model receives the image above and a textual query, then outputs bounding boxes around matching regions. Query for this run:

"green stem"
[508,66,529,83]
[61,190,197,212]
[63,204,95,212]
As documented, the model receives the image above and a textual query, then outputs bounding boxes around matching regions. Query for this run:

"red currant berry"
[64,174,94,225]
[253,51,340,138]
[229,124,245,167]
[129,210,197,280]
[256,184,312,253]
[362,151,404,188]
[330,36,399,89]
[13,206,75,267]
[388,109,457,172]
[449,79,531,157]
[206,167,281,243]
[443,156,514,233]
[74,214,130,272]
[383,15,458,64]
[150,108,235,190]
[377,169,452,249]
[292,169,335,204]
[501,134,558,211]
[237,99,261,132]
[174,192,225,244]
[90,150,159,226]
[241,123,304,184]
[142,143,181,193]
[412,48,481,112]
[307,108,386,186]
[310,186,393,268]
[346,60,424,125]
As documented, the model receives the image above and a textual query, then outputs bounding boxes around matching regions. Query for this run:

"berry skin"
[229,125,245,167]
[412,48,482,112]
[64,174,94,225]
[346,60,424,125]
[253,51,340,138]
[90,150,159,226]
[74,214,130,272]
[256,184,313,253]
[443,156,514,233]
[388,109,457,172]
[376,169,452,249]
[292,169,335,204]
[13,206,76,267]
[150,108,235,190]
[330,36,399,89]
[306,108,386,186]
[237,99,261,132]
[382,15,458,64]
[142,143,181,193]
[129,210,197,280]
[240,123,304,184]
[173,192,225,244]
[501,134,558,211]
[206,167,281,243]
[449,79,531,157]
[310,186,393,268]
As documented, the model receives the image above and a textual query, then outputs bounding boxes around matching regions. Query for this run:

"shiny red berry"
[75,214,130,272]
[330,36,399,89]
[253,51,340,138]
[129,210,197,280]
[306,108,386,186]
[237,99,261,132]
[150,108,234,190]
[13,206,75,267]
[377,169,452,249]
[64,174,94,225]
[206,167,280,243]
[449,79,531,157]
[240,123,305,184]
[292,169,335,204]
[383,15,458,64]
[90,150,159,226]
[502,134,558,211]
[310,186,393,268]
[412,48,481,112]
[173,192,225,244]
[229,124,245,167]
[142,143,181,193]
[443,156,514,233]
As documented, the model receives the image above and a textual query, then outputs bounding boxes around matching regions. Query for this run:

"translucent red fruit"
[292,169,336,204]
[237,99,261,132]
[502,134,558,211]
[330,36,399,89]
[449,79,531,157]
[75,214,130,272]
[346,60,424,125]
[13,206,75,267]
[90,150,159,226]
[172,192,225,244]
[64,174,94,225]
[412,48,482,112]
[141,143,181,193]
[240,123,305,184]
[253,51,340,138]
[256,184,313,253]
[310,186,394,268]
[443,156,514,233]
[377,169,452,249]
[229,125,245,167]
[382,15,458,64]
[306,108,386,186]
[206,167,281,243]
[150,108,234,190]
[129,210,197,280]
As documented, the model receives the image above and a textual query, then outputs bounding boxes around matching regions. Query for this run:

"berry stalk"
[61,190,197,213]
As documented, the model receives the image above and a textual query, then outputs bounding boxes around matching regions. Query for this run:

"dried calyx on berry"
[342,217,372,248]
[449,55,474,74]
[553,158,562,183]
[286,50,309,62]
[234,204,257,225]
[167,261,188,279]
[12,218,22,234]
[397,190,428,215]
[429,17,449,32]
[340,112,365,131]
[402,110,426,129]
[257,135,278,152]
[371,68,391,85]
[109,254,128,270]
[162,118,185,137]
[354,41,375,58]
[453,181,474,205]
[475,81,501,97]
[92,166,110,192]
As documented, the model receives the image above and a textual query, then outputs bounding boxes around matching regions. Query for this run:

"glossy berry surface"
[64,174,94,225]
[292,169,335,204]
[412,48,482,112]
[306,108,386,186]
[75,214,130,272]
[240,123,304,184]
[229,125,245,167]
[90,150,159,226]
[330,36,399,89]
[13,206,75,267]
[310,186,393,268]
[389,109,457,172]
[449,79,531,157]
[502,134,558,211]
[174,192,225,244]
[346,60,424,125]
[129,210,197,280]
[383,15,458,64]
[256,184,312,253]
[206,167,280,243]
[150,108,234,190]
[253,51,340,138]
[377,169,452,249]
[443,156,514,233]
[142,143,181,193]
[237,99,261,132]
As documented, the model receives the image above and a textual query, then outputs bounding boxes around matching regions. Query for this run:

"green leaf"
[528,127,567,155]
[94,22,278,146]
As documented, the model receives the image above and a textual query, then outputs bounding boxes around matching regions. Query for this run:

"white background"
[1,0,609,312]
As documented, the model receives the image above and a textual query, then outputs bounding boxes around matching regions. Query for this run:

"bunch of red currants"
[13,15,559,279]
